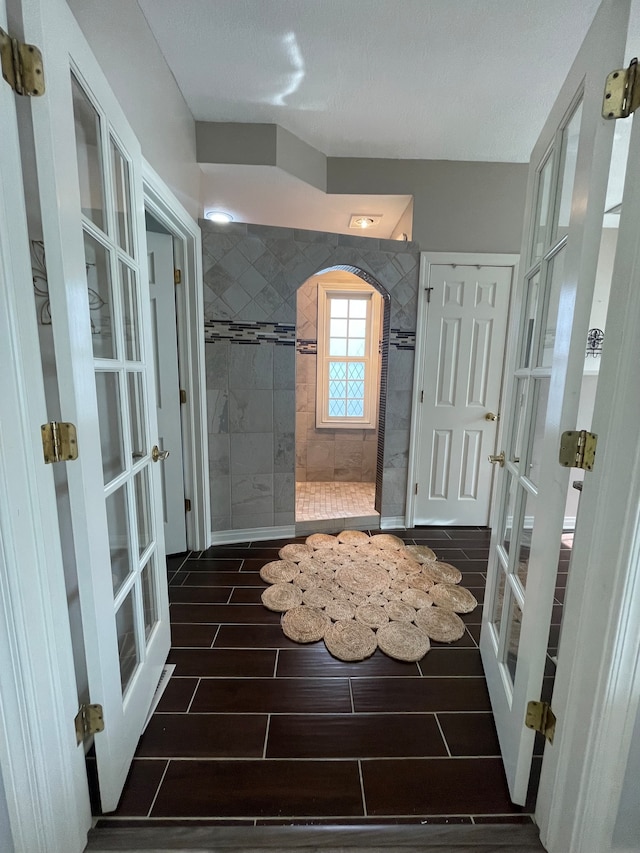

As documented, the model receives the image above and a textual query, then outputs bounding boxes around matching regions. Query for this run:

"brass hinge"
[0,26,45,96]
[525,700,556,744]
[41,421,78,464]
[74,703,104,744]
[179,389,187,405]
[174,268,182,285]
[603,57,640,119]
[185,498,192,512]
[559,429,597,471]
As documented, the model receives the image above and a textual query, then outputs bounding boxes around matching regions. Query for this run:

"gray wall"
[328,158,528,253]
[203,222,420,531]
[295,275,380,484]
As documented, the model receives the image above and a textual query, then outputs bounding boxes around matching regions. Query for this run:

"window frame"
[315,279,381,429]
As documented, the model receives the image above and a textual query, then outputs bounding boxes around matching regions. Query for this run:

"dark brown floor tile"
[110,759,167,816]
[460,608,482,625]
[452,560,491,573]
[241,557,283,572]
[182,571,262,587]
[169,586,232,604]
[184,557,244,569]
[457,572,487,586]
[200,547,253,558]
[351,677,491,712]
[428,626,479,646]
[411,530,453,540]
[169,603,279,624]
[166,553,189,574]
[95,818,255,826]
[151,759,364,817]
[167,647,276,677]
[361,757,523,815]
[428,548,468,562]
[136,713,268,758]
[155,677,198,712]
[240,547,281,560]
[466,623,481,644]
[215,624,302,648]
[277,646,420,677]
[229,587,266,604]
[168,571,187,587]
[465,586,485,604]
[170,623,218,648]
[472,815,535,823]
[437,712,500,756]
[462,548,491,560]
[551,603,563,624]
[191,677,352,713]
[446,529,491,540]
[554,587,566,603]
[266,713,447,758]
[419,649,485,677]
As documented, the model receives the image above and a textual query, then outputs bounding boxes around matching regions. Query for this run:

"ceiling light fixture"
[204,209,233,224]
[349,214,382,230]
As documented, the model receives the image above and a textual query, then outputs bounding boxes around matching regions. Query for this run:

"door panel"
[20,0,170,811]
[480,0,630,804]
[414,264,512,525]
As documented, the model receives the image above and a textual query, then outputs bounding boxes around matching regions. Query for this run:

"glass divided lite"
[110,137,134,257]
[119,261,141,361]
[71,74,106,231]
[95,371,125,484]
[531,152,554,265]
[116,587,139,696]
[106,484,131,596]
[141,558,158,643]
[84,232,115,358]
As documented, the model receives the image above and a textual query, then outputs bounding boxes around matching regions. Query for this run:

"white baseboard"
[209,525,296,545]
[381,516,407,530]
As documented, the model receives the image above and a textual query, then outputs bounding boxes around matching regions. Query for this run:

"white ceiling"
[138,0,603,234]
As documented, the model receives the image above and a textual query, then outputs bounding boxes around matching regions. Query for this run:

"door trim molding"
[405,252,519,529]
[143,161,211,551]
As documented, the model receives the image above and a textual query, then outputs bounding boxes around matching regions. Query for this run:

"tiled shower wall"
[296,276,380,483]
[203,221,419,532]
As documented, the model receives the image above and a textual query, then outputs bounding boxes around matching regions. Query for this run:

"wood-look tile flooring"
[98,527,550,827]
[295,481,377,521]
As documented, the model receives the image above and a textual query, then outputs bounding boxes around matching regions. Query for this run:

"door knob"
[485,412,499,421]
[488,451,505,467]
[151,445,170,462]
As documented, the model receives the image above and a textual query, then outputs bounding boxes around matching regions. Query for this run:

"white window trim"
[316,279,381,429]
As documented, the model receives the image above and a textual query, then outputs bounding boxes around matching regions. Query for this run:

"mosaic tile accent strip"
[205,321,295,345]
[296,339,317,355]
[390,330,416,350]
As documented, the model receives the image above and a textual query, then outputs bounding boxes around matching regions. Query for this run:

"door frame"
[142,161,210,552]
[405,252,520,529]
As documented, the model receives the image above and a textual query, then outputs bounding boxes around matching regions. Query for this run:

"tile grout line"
[348,678,355,714]
[210,625,222,649]
[262,714,271,759]
[433,712,452,757]
[146,759,171,818]
[273,648,279,677]
[185,678,201,713]
[357,759,368,817]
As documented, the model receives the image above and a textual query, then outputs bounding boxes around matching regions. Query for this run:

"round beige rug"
[337,529,370,545]
[377,621,431,662]
[430,583,477,613]
[355,603,390,629]
[302,587,334,608]
[306,533,339,549]
[401,587,434,609]
[405,543,437,563]
[261,583,303,612]
[324,620,377,661]
[427,561,463,584]
[282,605,330,643]
[370,533,405,550]
[336,563,389,595]
[279,543,314,562]
[259,560,299,584]
[325,599,356,622]
[384,600,417,623]
[414,606,466,642]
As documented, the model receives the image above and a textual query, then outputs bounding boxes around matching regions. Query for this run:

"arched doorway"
[295,265,390,528]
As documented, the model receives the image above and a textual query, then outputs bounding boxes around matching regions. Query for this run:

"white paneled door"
[147,230,187,554]
[480,0,630,805]
[413,263,512,525]
[19,0,170,812]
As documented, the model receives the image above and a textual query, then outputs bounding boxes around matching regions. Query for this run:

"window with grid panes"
[316,280,381,428]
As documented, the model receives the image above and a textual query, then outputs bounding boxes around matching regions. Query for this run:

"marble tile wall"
[203,221,420,530]
[295,276,379,484]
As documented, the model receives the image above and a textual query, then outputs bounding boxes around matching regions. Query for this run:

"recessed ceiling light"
[349,214,382,229]
[204,209,233,223]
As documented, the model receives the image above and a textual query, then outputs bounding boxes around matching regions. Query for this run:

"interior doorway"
[294,269,385,530]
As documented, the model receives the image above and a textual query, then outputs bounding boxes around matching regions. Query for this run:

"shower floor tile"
[295,480,377,521]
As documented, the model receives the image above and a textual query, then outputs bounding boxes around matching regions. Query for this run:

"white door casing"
[20,0,170,811]
[147,230,187,554]
[407,254,517,527]
[480,0,630,806]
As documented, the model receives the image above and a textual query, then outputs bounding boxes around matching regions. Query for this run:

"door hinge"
[174,268,182,285]
[603,57,640,120]
[74,703,104,744]
[559,429,597,471]
[420,390,424,403]
[0,26,45,96]
[184,498,192,512]
[525,700,556,744]
[41,421,78,464]
[179,388,187,405]
[425,287,433,303]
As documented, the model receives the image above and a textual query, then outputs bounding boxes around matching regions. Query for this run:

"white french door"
[480,0,630,805]
[19,0,170,811]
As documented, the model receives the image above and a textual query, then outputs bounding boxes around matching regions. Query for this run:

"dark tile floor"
[97,526,563,827]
